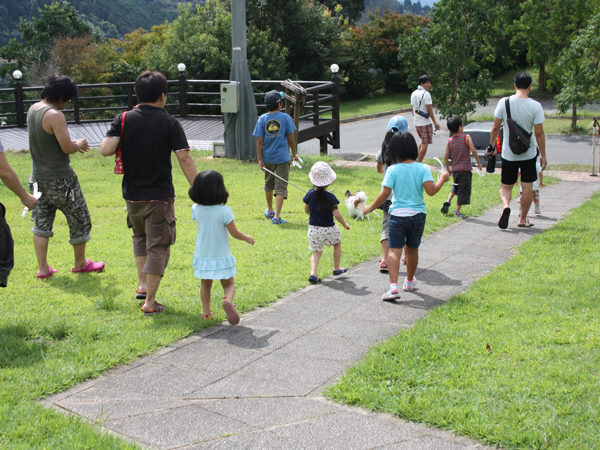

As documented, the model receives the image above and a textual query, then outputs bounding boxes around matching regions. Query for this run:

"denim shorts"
[387,213,426,249]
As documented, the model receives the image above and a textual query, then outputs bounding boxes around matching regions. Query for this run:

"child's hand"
[246,235,255,246]
[343,223,350,230]
[363,205,372,215]
[477,164,483,171]
[440,172,450,183]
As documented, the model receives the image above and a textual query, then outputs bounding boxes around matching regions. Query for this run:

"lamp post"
[177,63,187,118]
[12,70,25,128]
[330,64,341,150]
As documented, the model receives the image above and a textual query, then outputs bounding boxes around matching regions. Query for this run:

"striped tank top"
[447,133,472,172]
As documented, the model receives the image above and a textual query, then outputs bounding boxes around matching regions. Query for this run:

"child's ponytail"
[315,186,334,212]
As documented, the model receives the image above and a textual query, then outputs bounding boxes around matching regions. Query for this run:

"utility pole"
[224,0,257,160]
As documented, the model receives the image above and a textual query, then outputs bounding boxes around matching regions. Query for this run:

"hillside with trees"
[0,0,206,46]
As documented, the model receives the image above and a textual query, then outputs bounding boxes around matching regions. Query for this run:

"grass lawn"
[338,92,411,120]
[468,113,594,136]
[325,190,600,448]
[0,150,506,446]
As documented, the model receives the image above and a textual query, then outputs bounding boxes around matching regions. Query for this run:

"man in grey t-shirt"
[488,72,547,229]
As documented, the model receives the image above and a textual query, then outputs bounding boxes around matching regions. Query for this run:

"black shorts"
[451,171,472,206]
[501,157,537,185]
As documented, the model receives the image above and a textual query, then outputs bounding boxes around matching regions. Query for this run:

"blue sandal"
[308,275,321,284]
[271,217,286,224]
[264,209,275,220]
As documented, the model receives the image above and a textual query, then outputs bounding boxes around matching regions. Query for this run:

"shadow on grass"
[0,324,48,368]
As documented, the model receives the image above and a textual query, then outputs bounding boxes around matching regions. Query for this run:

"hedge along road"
[298,105,598,166]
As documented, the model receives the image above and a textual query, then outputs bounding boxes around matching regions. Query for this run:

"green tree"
[398,0,497,119]
[357,11,429,91]
[141,1,288,81]
[0,1,97,84]
[317,0,365,22]
[511,0,594,92]
[247,0,347,80]
[333,24,383,99]
[555,12,600,131]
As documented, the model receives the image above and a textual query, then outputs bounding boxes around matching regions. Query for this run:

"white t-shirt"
[494,95,544,161]
[411,86,433,127]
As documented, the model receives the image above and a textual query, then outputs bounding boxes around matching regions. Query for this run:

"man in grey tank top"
[27,74,105,278]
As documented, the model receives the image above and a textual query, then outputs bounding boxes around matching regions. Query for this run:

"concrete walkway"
[43,180,600,449]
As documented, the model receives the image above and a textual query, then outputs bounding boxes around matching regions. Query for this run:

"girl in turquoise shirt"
[364,132,449,301]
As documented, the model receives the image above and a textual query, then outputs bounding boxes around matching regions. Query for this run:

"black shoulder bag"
[505,97,531,155]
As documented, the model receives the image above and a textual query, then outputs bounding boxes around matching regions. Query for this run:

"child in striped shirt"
[441,117,483,218]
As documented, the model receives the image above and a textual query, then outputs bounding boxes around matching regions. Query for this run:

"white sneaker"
[535,203,541,215]
[403,277,417,291]
[382,286,400,301]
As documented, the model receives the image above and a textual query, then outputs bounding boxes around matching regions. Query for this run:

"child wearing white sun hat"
[302,162,350,284]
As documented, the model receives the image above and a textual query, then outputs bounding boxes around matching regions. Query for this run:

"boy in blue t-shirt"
[253,90,299,224]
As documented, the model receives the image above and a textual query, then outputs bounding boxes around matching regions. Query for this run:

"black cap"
[265,90,284,110]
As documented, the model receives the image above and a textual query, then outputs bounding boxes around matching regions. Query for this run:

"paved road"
[300,109,598,166]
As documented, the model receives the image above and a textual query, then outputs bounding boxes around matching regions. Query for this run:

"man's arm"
[44,109,89,154]
[175,150,197,185]
[534,123,547,170]
[489,117,503,151]
[466,134,483,170]
[100,137,119,156]
[287,133,298,161]
[256,137,264,169]
[425,104,440,131]
[0,152,38,209]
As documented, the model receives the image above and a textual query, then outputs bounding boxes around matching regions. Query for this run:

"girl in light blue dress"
[190,171,254,324]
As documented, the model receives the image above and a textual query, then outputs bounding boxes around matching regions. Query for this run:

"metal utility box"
[220,82,239,113]
[213,141,225,157]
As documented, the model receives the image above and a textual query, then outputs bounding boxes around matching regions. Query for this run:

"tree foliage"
[247,0,347,81]
[357,11,429,91]
[317,0,365,22]
[511,0,595,92]
[555,12,600,130]
[0,1,97,83]
[398,0,496,119]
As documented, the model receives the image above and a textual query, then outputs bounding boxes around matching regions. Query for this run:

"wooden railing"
[0,75,340,153]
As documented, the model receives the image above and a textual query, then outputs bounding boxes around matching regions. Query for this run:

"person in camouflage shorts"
[27,74,104,278]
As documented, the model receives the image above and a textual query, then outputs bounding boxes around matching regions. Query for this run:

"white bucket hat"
[309,161,336,187]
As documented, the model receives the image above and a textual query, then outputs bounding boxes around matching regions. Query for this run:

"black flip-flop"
[498,207,511,229]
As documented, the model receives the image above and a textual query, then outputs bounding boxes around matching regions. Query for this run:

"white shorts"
[308,224,341,251]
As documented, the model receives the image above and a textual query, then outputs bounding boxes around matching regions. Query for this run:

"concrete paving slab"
[193,397,340,428]
[189,374,318,399]
[103,404,253,448]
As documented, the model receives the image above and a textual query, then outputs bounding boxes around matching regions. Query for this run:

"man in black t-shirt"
[101,71,197,315]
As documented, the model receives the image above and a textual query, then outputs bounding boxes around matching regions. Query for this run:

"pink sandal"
[72,259,105,273]
[379,260,389,273]
[202,312,214,320]
[37,266,57,279]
